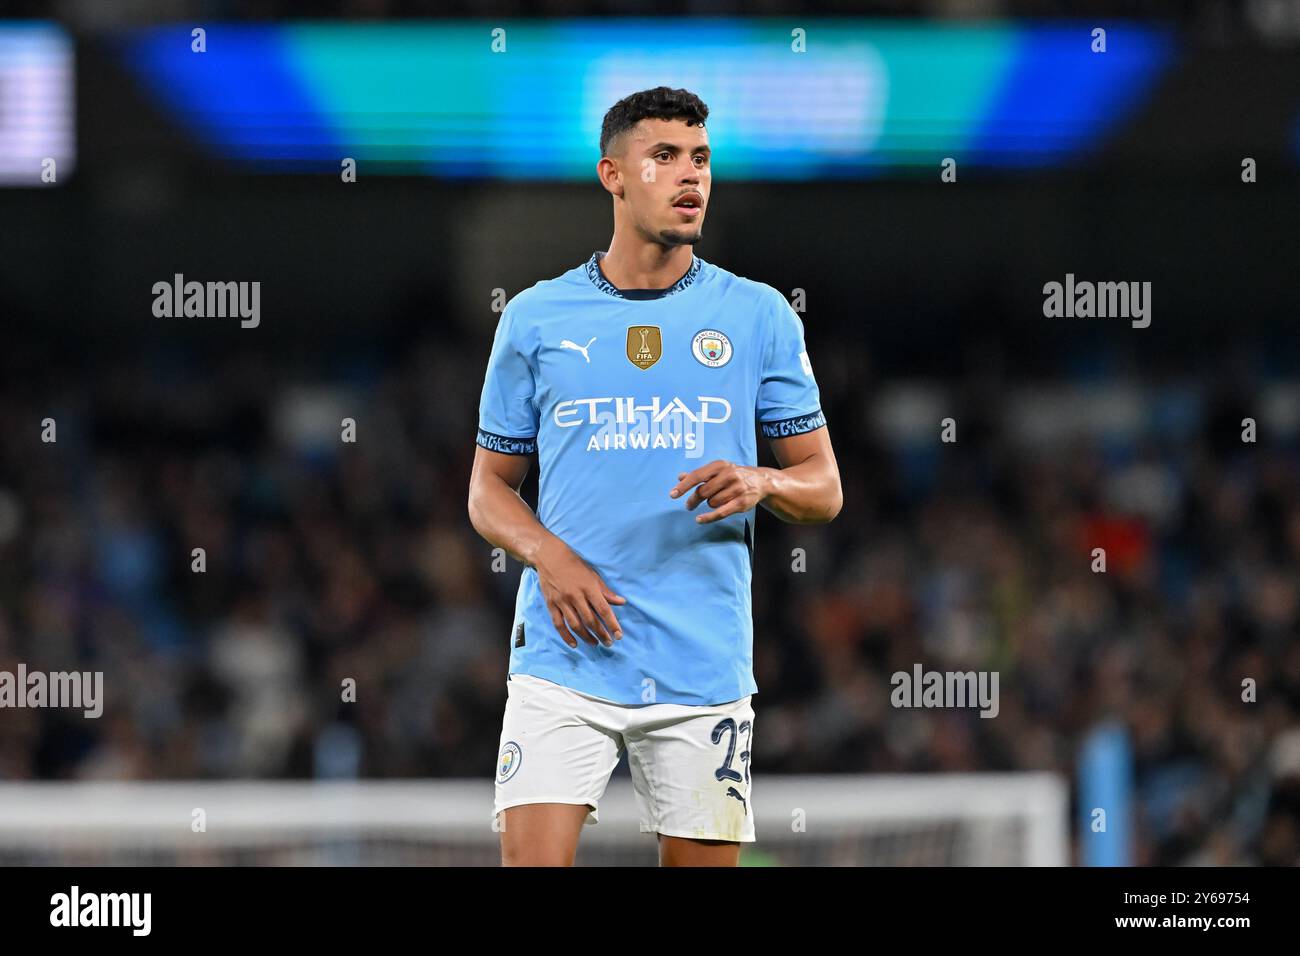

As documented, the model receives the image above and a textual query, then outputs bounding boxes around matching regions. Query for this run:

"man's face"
[609,117,710,246]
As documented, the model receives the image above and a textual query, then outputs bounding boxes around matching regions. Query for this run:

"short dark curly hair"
[599,87,709,157]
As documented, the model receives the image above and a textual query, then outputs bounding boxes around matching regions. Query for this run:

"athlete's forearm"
[468,475,564,569]
[757,455,842,524]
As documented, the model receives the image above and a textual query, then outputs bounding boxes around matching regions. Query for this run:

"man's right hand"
[533,537,626,648]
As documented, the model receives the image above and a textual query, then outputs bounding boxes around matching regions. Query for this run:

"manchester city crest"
[691,328,733,368]
[497,741,522,783]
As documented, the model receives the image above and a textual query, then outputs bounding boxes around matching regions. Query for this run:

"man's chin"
[658,228,703,246]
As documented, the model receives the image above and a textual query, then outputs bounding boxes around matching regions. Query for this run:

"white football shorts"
[493,673,756,842]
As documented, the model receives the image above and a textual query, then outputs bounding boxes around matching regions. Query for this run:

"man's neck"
[597,238,695,291]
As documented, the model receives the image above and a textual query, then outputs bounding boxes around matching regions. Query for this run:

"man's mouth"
[672,192,704,217]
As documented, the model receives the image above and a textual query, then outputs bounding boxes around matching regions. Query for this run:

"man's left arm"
[757,426,842,524]
[670,287,841,524]
[668,427,841,525]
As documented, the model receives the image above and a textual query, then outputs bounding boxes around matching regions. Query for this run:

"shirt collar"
[584,251,702,300]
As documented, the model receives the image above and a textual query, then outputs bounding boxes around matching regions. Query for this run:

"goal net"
[0,773,1068,866]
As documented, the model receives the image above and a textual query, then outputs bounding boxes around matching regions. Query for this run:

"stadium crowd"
[0,308,1297,867]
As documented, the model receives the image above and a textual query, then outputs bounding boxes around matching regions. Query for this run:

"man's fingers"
[668,469,699,498]
[548,606,578,648]
[669,461,726,499]
[559,603,592,645]
[548,565,627,649]
[576,600,612,646]
[595,576,627,606]
[561,600,600,646]
[687,474,737,510]
[703,485,741,511]
[588,590,623,641]
[561,593,606,646]
[550,597,616,647]
[696,497,748,524]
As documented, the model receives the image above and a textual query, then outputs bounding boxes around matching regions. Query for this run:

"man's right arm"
[467,445,626,648]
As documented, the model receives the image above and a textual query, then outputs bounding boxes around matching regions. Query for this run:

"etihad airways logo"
[554,395,731,455]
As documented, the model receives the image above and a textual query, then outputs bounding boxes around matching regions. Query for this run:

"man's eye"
[693,155,708,167]
[657,151,672,161]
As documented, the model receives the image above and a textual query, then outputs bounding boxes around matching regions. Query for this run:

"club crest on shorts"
[626,326,662,370]
[691,329,732,367]
[497,741,522,783]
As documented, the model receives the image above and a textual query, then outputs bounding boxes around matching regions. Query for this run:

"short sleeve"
[756,291,826,439]
[476,304,539,454]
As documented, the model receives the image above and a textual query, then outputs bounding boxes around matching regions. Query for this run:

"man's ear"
[597,156,624,198]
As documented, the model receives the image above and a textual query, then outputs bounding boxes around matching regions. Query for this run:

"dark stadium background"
[2,0,1299,866]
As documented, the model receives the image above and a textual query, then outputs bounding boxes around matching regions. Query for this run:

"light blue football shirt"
[476,252,825,705]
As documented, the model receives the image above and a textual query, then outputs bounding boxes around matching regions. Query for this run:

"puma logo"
[559,336,597,363]
[726,786,748,815]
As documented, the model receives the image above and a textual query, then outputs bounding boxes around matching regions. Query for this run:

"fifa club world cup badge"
[691,329,733,367]
[626,326,662,370]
